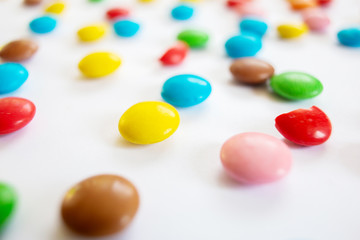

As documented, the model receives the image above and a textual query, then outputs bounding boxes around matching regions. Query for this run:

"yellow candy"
[138,0,155,2]
[78,52,121,78]
[119,101,180,144]
[277,23,308,39]
[45,1,66,14]
[77,25,106,42]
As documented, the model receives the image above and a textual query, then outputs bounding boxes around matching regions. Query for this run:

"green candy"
[0,183,17,231]
[177,30,209,48]
[270,72,323,100]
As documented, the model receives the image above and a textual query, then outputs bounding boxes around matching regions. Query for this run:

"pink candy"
[220,132,292,185]
[235,3,265,18]
[302,8,330,31]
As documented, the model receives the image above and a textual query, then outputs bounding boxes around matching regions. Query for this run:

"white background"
[1,0,360,239]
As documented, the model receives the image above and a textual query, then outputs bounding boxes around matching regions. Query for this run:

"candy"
[119,101,180,144]
[220,132,292,184]
[270,72,323,100]
[45,1,66,15]
[0,39,38,62]
[317,0,332,6]
[171,4,194,21]
[225,35,262,58]
[302,8,330,32]
[29,16,57,34]
[113,20,140,37]
[288,0,317,10]
[0,97,36,134]
[337,27,360,47]
[139,0,155,2]
[240,18,268,38]
[78,52,121,78]
[230,58,274,85]
[177,30,209,48]
[24,0,42,6]
[161,74,212,107]
[227,0,252,8]
[0,63,29,94]
[61,175,139,237]
[159,42,188,66]
[277,23,308,39]
[106,8,130,21]
[235,3,265,18]
[275,106,332,146]
[77,25,106,42]
[0,183,17,231]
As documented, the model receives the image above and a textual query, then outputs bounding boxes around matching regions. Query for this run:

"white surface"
[1,0,360,239]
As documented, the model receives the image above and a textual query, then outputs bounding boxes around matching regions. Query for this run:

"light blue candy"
[171,4,194,21]
[29,16,57,34]
[161,74,211,107]
[113,20,140,37]
[225,35,262,58]
[0,63,29,94]
[240,18,268,38]
[337,27,360,47]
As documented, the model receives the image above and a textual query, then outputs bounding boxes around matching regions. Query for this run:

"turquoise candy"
[270,72,323,100]
[0,183,17,231]
[0,63,29,94]
[161,74,212,107]
[113,20,140,37]
[171,4,194,21]
[29,16,57,34]
[240,18,268,38]
[225,35,262,58]
[337,27,360,47]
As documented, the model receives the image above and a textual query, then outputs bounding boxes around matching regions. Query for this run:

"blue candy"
[225,35,262,58]
[29,16,57,34]
[113,20,140,37]
[161,74,212,107]
[171,4,194,21]
[240,18,268,38]
[0,63,29,94]
[337,27,360,47]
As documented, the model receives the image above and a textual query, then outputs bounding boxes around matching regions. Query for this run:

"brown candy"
[24,0,42,6]
[230,58,275,85]
[61,175,139,237]
[0,39,38,62]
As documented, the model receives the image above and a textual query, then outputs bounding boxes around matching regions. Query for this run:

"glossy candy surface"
[177,30,209,48]
[302,8,330,32]
[0,97,36,134]
[77,25,106,42]
[45,1,65,14]
[61,175,139,237]
[0,39,38,62]
[0,63,29,94]
[171,4,194,20]
[270,72,323,100]
[277,23,308,38]
[113,20,140,37]
[240,18,268,38]
[337,27,360,47]
[0,183,17,231]
[220,132,292,184]
[29,16,57,34]
[225,35,262,58]
[119,101,180,144]
[159,42,188,66]
[161,74,211,107]
[230,58,274,84]
[106,8,130,20]
[275,106,332,146]
[78,52,121,78]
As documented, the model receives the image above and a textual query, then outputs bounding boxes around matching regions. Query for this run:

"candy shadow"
[217,171,245,188]
[282,139,307,149]
[115,137,149,149]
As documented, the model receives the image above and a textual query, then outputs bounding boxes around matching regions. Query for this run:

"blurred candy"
[240,18,268,38]
[0,183,17,230]
[77,24,106,42]
[45,1,66,14]
[113,20,140,37]
[317,0,332,6]
[227,0,252,8]
[177,30,209,48]
[159,42,188,66]
[337,27,360,47]
[277,23,308,38]
[302,8,330,31]
[171,4,194,21]
[0,63,28,94]
[24,0,42,5]
[225,35,262,58]
[235,3,265,18]
[78,52,121,78]
[288,0,317,10]
[0,39,38,62]
[29,16,57,34]
[106,8,130,21]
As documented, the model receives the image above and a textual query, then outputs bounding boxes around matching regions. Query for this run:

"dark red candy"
[106,8,130,21]
[275,106,332,146]
[0,97,36,134]
[317,0,332,6]
[159,42,189,66]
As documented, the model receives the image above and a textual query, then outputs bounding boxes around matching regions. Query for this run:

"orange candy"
[288,0,317,10]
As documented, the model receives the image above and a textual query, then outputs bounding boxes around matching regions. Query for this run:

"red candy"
[159,42,189,66]
[0,97,36,134]
[227,0,252,8]
[106,8,130,21]
[275,106,332,146]
[317,0,332,6]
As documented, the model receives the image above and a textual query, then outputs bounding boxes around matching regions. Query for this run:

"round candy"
[317,0,332,6]
[235,3,265,18]
[337,27,360,47]
[0,97,36,134]
[113,20,140,37]
[24,0,42,5]
[171,4,194,21]
[302,8,330,32]
[0,63,29,94]
[0,39,38,62]
[177,30,209,48]
[61,175,139,237]
[220,132,292,184]
[227,0,252,8]
[77,25,106,42]
[225,35,262,58]
[159,42,189,66]
[106,8,130,21]
[161,74,212,107]
[119,101,180,144]
[230,58,274,85]
[270,72,323,100]
[240,18,268,38]
[29,16,57,34]
[275,106,332,146]
[45,1,65,14]
[0,183,17,231]
[78,52,121,78]
[288,0,317,10]
[277,23,308,39]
